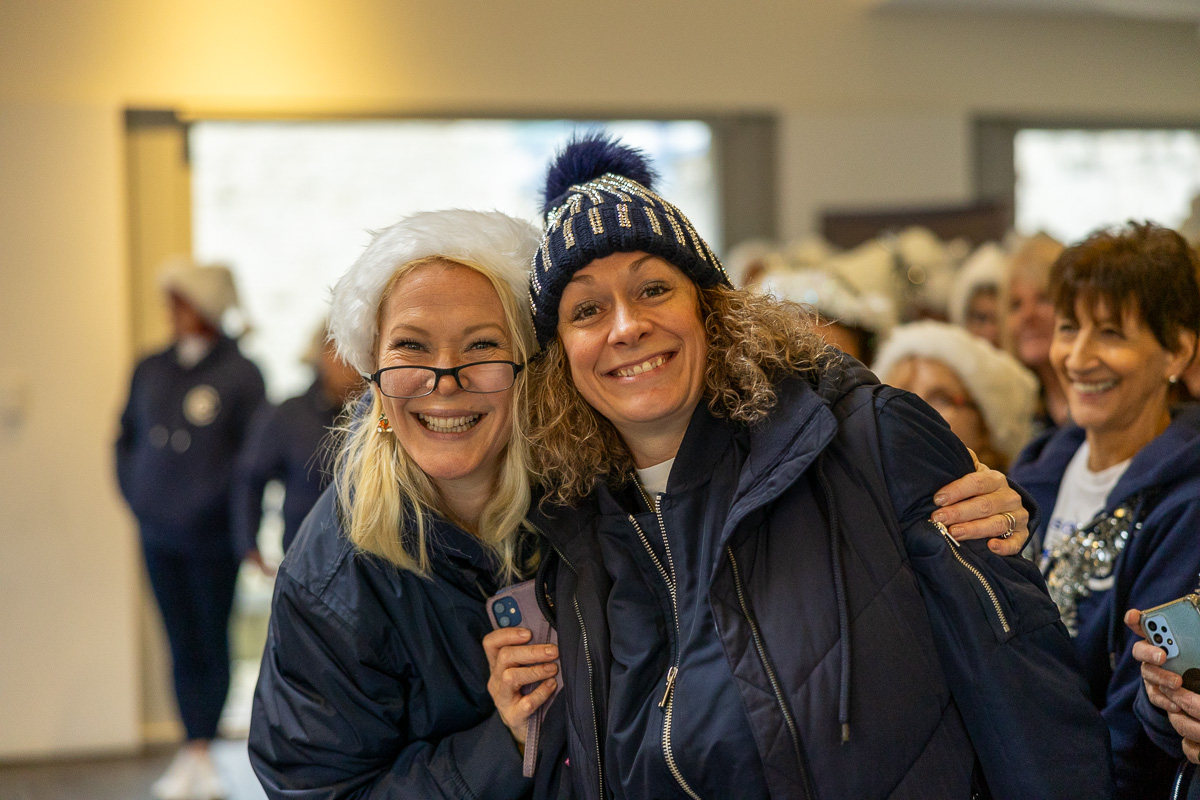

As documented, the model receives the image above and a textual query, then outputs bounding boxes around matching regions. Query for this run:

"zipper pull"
[932,519,962,547]
[658,665,679,708]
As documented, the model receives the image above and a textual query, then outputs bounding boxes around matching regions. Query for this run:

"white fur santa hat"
[328,209,540,376]
[872,320,1038,462]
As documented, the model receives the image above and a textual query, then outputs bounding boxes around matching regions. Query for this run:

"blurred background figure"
[232,325,361,560]
[950,242,1010,348]
[873,320,1037,470]
[759,267,896,363]
[115,258,266,800]
[723,238,778,288]
[1005,233,1069,431]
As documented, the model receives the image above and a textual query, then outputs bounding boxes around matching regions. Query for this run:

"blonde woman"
[487,136,1111,800]
[248,210,562,800]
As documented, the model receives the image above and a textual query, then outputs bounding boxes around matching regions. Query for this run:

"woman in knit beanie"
[486,133,1111,800]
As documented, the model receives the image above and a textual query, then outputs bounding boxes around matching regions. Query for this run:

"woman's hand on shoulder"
[1125,609,1200,764]
[930,450,1030,557]
[483,627,559,749]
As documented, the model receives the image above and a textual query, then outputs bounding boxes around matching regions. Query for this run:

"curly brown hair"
[529,284,831,505]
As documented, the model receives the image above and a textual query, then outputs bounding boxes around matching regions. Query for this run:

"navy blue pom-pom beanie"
[529,133,730,347]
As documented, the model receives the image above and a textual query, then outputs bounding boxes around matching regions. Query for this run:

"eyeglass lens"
[379,362,515,398]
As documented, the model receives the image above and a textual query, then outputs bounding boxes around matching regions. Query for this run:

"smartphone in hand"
[487,579,561,777]
[1142,594,1200,693]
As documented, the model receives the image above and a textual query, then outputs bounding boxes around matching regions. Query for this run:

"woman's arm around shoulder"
[875,388,1115,800]
[248,539,531,800]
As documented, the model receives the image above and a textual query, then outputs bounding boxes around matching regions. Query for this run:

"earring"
[376,412,392,434]
[1169,375,1180,385]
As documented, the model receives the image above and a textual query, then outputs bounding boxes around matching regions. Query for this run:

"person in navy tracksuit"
[232,330,361,560]
[116,259,265,800]
[1011,222,1200,799]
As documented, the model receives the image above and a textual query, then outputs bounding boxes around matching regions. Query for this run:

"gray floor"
[0,739,266,800]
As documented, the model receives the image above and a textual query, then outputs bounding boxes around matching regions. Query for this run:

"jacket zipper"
[727,547,813,800]
[932,521,1010,634]
[546,541,606,798]
[628,492,702,800]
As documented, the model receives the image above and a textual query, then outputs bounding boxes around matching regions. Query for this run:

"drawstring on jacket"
[817,460,852,744]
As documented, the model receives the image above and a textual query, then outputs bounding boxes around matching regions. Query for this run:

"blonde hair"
[530,284,830,505]
[333,256,535,583]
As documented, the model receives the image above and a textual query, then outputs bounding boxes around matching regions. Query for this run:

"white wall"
[0,103,140,758]
[0,0,1198,759]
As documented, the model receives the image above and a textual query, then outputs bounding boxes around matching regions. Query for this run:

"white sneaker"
[151,749,196,800]
[188,750,228,800]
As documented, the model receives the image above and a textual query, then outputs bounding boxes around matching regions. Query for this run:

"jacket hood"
[1108,404,1200,509]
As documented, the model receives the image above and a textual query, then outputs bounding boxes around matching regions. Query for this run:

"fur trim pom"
[328,209,540,376]
[541,132,658,214]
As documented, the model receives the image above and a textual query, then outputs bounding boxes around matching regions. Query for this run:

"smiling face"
[555,251,708,465]
[1008,276,1056,369]
[375,260,515,498]
[1051,296,1191,442]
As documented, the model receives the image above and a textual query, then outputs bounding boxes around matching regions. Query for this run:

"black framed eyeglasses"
[368,360,525,399]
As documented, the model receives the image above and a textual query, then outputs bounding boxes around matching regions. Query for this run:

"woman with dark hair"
[486,135,1112,800]
[1010,222,1200,798]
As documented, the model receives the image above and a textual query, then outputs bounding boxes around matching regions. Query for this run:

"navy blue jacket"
[249,489,566,800]
[537,358,1112,800]
[232,379,341,558]
[1011,406,1200,799]
[116,336,265,556]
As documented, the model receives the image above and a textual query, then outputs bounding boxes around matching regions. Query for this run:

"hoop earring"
[376,412,392,434]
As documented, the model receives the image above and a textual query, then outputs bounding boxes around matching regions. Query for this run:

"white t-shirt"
[635,458,675,497]
[1043,440,1131,574]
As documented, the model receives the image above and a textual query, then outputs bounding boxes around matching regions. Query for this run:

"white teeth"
[1072,379,1118,395]
[417,413,481,433]
[613,355,667,378]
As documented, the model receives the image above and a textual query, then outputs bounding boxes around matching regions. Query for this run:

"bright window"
[1014,128,1200,245]
[190,119,717,400]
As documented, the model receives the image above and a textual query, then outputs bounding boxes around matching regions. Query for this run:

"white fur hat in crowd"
[759,268,898,336]
[328,209,541,376]
[949,242,1010,327]
[158,257,240,328]
[872,320,1038,462]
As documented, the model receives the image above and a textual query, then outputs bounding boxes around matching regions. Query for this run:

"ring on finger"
[999,511,1017,539]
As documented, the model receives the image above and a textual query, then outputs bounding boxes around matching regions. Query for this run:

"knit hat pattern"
[872,320,1039,462]
[530,134,730,346]
[328,209,540,376]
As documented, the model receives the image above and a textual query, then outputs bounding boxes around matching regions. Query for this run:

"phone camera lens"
[1147,620,1158,632]
[1154,633,1164,645]
[493,601,505,614]
[499,615,510,627]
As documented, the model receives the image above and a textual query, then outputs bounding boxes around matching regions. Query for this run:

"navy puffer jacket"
[249,489,567,799]
[536,357,1112,800]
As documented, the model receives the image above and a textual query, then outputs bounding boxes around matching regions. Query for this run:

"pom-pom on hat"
[328,209,541,376]
[872,321,1038,462]
[529,133,730,347]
